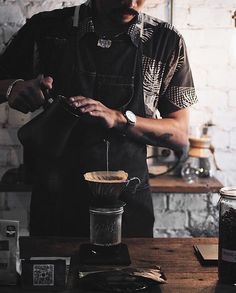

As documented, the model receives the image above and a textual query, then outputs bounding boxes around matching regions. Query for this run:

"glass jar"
[218,187,236,284]
[89,205,124,246]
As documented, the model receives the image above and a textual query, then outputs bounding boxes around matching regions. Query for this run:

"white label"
[222,248,236,263]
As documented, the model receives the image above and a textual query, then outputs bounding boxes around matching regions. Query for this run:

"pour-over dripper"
[84,171,128,204]
[84,170,141,205]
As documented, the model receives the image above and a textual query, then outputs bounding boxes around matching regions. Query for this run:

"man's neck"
[91,1,130,36]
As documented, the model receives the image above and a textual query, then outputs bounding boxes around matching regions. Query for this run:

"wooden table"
[2,237,236,293]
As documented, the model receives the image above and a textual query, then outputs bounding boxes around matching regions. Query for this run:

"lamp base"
[75,243,131,266]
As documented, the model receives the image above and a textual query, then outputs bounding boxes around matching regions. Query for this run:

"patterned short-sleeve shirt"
[0,0,197,116]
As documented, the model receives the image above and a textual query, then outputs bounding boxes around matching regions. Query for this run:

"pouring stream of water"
[106,140,110,176]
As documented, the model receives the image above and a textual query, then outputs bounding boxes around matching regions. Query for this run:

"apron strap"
[73,0,92,27]
[73,6,81,27]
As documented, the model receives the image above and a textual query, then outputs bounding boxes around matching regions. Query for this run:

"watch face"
[126,110,136,124]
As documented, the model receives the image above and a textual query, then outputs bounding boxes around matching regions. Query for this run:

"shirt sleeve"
[158,35,197,117]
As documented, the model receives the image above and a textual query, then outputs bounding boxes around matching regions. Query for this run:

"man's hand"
[69,96,125,129]
[8,74,53,113]
[68,96,189,152]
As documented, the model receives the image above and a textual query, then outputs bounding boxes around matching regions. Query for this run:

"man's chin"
[111,13,136,25]
[121,14,135,23]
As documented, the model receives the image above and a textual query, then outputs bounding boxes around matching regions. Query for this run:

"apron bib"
[30,16,154,237]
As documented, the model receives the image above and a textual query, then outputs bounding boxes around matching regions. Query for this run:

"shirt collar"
[73,1,143,47]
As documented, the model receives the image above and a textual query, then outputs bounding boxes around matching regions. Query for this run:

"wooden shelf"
[149,175,223,193]
[0,175,223,194]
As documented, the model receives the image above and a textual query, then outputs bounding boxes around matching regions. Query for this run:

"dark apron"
[29,29,154,238]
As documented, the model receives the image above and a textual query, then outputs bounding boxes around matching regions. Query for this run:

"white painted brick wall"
[169,193,208,211]
[8,108,32,128]
[154,210,187,229]
[152,192,220,238]
[0,128,19,145]
[229,90,236,107]
[152,193,167,211]
[176,0,236,186]
[0,0,235,236]
[0,104,8,125]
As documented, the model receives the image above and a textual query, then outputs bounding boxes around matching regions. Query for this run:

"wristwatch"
[123,110,136,134]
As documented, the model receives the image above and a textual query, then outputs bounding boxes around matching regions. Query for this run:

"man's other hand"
[8,74,53,114]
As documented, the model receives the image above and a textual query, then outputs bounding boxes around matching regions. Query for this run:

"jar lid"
[90,201,125,214]
[220,187,236,198]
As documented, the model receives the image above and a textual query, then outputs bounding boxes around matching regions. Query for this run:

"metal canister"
[218,187,236,284]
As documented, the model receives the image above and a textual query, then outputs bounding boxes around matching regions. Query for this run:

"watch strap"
[122,111,135,136]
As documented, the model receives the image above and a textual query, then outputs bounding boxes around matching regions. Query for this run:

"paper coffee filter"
[84,171,128,183]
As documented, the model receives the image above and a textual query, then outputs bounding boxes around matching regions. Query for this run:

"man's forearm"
[114,108,189,152]
[126,116,188,149]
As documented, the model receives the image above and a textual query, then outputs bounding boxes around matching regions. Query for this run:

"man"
[0,0,197,237]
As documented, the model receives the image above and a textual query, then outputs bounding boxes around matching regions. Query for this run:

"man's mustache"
[112,6,139,17]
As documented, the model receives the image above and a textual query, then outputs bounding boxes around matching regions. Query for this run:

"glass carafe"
[181,137,216,183]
